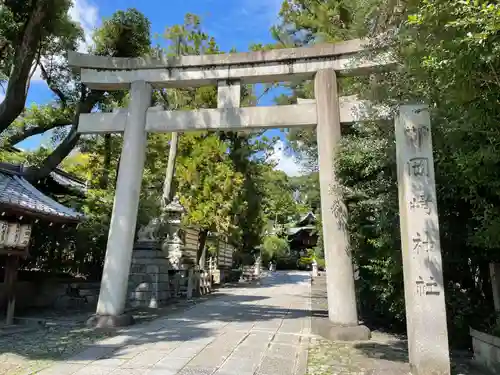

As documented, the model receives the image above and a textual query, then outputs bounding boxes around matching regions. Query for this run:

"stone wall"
[126,225,236,308]
[2,227,233,314]
[127,241,172,308]
[0,280,100,311]
[471,328,500,374]
[126,235,203,308]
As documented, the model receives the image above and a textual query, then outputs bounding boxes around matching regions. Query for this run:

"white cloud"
[30,65,44,81]
[268,139,303,177]
[69,0,100,53]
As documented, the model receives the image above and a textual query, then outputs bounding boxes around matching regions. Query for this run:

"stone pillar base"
[313,320,371,341]
[86,313,135,328]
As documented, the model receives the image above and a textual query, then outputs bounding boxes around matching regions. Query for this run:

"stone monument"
[395,105,450,375]
[127,196,186,309]
[127,216,170,310]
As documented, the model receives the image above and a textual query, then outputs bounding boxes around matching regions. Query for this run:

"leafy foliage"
[0,0,82,132]
[0,12,309,282]
[0,7,152,183]
[299,249,325,270]
[9,1,499,351]
[275,0,500,348]
[261,235,290,264]
[92,9,151,57]
[176,133,244,234]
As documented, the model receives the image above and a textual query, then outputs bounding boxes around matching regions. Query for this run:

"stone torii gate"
[69,39,450,375]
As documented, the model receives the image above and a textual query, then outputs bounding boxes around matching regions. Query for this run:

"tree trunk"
[0,0,54,133]
[197,229,208,268]
[113,154,121,188]
[2,120,68,147]
[99,134,112,189]
[479,260,494,304]
[162,132,179,207]
[25,124,80,182]
[24,91,102,182]
[160,42,182,208]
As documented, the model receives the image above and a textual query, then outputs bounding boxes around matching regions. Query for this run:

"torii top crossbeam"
[68,38,391,90]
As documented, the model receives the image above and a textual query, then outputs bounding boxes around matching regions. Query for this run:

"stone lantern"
[161,196,185,270]
[311,258,319,277]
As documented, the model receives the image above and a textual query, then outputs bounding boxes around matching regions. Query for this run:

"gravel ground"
[307,275,491,375]
[0,295,212,375]
[0,325,115,375]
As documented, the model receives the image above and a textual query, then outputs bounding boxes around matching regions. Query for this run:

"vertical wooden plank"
[5,255,20,325]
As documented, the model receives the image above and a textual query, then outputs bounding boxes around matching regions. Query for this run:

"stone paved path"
[28,271,311,375]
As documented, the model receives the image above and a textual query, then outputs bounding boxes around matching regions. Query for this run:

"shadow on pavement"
[353,340,409,363]
[0,271,311,370]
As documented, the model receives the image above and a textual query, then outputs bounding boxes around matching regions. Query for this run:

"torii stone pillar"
[66,40,394,331]
[395,105,450,375]
[88,81,152,327]
[315,69,370,340]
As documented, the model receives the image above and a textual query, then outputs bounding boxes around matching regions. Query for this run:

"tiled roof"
[0,169,84,222]
[49,170,87,193]
[287,225,316,236]
[0,148,88,194]
[296,211,316,226]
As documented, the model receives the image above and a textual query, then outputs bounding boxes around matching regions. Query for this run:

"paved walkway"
[32,271,312,375]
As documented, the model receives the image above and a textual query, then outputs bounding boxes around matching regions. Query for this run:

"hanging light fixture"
[0,221,32,250]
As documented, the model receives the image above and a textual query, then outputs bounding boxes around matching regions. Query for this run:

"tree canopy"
[0,6,152,182]
[273,0,500,347]
[2,0,500,350]
[0,9,305,278]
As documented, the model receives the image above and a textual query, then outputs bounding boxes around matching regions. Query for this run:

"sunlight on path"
[10,271,311,375]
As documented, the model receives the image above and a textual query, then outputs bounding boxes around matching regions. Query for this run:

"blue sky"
[4,0,301,175]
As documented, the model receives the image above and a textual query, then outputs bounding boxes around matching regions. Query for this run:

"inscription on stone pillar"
[409,193,431,214]
[395,105,450,375]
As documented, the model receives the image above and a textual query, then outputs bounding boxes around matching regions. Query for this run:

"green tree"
[0,8,152,183]
[272,0,500,348]
[156,14,220,207]
[259,166,305,225]
[142,15,277,265]
[0,0,82,132]
[290,173,321,212]
[262,235,290,264]
[376,0,500,344]
[175,132,245,262]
